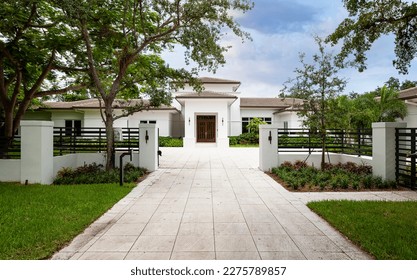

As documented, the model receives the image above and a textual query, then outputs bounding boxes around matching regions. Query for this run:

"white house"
[24,77,304,148]
[399,87,417,127]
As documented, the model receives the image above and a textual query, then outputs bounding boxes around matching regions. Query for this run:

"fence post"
[20,121,54,184]
[139,124,158,172]
[372,122,407,181]
[259,124,279,172]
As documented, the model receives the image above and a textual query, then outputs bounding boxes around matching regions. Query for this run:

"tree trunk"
[321,129,326,170]
[0,106,15,158]
[104,102,115,171]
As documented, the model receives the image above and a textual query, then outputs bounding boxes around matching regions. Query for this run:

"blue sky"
[163,0,417,97]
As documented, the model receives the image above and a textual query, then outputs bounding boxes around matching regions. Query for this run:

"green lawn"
[308,200,417,260]
[0,182,134,260]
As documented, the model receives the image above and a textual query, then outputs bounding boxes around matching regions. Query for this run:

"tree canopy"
[53,0,253,169]
[281,37,347,169]
[0,0,86,157]
[328,0,417,74]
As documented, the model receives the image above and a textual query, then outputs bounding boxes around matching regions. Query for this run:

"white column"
[20,121,54,184]
[139,124,158,172]
[259,125,279,172]
[372,122,407,180]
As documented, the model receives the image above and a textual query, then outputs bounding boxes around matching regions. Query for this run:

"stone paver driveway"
[53,148,417,260]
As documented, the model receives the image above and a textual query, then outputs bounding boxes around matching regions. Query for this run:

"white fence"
[259,122,407,181]
[0,121,158,184]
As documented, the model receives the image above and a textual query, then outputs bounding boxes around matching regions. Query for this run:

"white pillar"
[139,124,158,172]
[20,121,54,184]
[259,125,279,172]
[372,122,407,180]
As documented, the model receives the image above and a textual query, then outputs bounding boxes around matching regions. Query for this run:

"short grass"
[308,200,417,259]
[0,182,134,260]
[230,144,259,148]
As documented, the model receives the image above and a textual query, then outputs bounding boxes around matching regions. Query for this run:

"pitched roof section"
[198,77,241,84]
[240,97,304,109]
[41,99,176,110]
[175,91,238,99]
[399,87,417,100]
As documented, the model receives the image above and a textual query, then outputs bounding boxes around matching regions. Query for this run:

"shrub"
[54,163,146,185]
[159,137,183,147]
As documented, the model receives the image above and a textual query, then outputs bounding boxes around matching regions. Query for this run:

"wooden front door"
[196,115,216,143]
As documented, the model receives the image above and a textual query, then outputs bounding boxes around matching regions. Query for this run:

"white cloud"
[163,0,417,97]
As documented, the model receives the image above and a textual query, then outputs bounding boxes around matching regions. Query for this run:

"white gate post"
[139,124,158,172]
[20,121,54,184]
[259,125,279,172]
[372,122,406,180]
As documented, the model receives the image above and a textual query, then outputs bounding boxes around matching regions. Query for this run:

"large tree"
[328,0,417,74]
[57,0,253,170]
[0,0,86,157]
[281,37,347,169]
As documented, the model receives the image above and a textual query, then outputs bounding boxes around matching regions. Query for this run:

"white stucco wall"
[403,103,417,127]
[50,111,84,127]
[274,111,303,128]
[0,159,21,182]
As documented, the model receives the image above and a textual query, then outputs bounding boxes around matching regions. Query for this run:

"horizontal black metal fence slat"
[396,128,417,189]
[53,127,139,156]
[277,128,372,157]
[0,135,21,159]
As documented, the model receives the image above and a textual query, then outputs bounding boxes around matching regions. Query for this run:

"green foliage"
[159,137,183,147]
[328,0,417,74]
[54,0,253,170]
[280,37,347,169]
[246,117,266,134]
[272,161,395,191]
[0,0,86,144]
[0,182,134,259]
[308,200,417,259]
[229,132,259,145]
[53,163,146,185]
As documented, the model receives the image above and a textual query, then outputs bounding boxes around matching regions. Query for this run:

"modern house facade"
[23,77,304,148]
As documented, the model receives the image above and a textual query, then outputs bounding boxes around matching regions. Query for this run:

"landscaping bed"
[53,163,146,185]
[0,182,134,259]
[270,161,402,192]
[308,200,417,259]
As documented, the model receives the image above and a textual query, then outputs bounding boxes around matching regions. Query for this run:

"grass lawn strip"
[0,182,134,260]
[308,200,417,260]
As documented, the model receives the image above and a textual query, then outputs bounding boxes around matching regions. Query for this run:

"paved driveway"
[53,148,416,260]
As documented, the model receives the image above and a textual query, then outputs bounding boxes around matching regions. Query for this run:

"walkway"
[52,148,417,260]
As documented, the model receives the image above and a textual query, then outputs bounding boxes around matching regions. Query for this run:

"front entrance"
[196,115,216,143]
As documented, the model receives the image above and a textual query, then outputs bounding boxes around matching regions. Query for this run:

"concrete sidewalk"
[53,148,417,260]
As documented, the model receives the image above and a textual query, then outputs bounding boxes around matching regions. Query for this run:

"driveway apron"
[53,147,390,260]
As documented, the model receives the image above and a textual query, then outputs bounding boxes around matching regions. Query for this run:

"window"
[140,120,157,124]
[283,121,289,132]
[65,120,82,136]
[241,117,272,133]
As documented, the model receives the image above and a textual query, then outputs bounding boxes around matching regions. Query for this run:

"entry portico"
[175,91,238,148]
[174,77,241,148]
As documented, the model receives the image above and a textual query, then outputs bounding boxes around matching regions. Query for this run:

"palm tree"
[376,86,407,122]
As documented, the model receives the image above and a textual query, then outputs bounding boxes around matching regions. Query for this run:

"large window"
[65,120,81,136]
[241,117,272,133]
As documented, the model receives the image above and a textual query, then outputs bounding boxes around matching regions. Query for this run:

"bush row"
[53,163,146,185]
[272,161,396,191]
[159,136,183,147]
[229,132,259,145]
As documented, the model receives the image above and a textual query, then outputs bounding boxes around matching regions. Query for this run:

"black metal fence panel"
[53,127,139,156]
[277,128,373,157]
[396,128,417,189]
[0,136,21,159]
